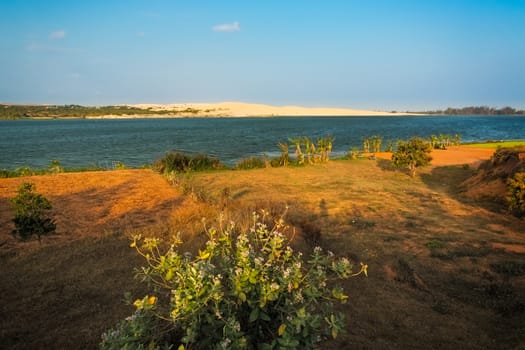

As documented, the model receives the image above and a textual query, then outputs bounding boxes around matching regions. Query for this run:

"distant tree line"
[0,104,200,119]
[418,106,525,115]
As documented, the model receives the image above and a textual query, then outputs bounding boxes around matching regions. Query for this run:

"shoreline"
[3,102,524,120]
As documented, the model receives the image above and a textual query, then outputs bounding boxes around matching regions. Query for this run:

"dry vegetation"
[1,148,524,349]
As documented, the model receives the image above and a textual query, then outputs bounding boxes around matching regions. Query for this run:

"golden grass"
[1,154,525,349]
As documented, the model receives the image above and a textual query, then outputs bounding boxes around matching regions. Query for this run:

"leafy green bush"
[102,212,367,349]
[508,172,525,218]
[235,157,266,170]
[10,183,56,242]
[153,152,221,174]
[391,137,433,177]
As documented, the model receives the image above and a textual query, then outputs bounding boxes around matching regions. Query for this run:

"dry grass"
[1,149,524,349]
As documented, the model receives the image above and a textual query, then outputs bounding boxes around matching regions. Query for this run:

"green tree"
[391,138,433,177]
[10,183,56,242]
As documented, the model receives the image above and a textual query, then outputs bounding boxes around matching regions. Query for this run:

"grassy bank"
[1,158,524,349]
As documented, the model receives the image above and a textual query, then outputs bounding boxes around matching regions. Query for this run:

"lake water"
[0,116,523,169]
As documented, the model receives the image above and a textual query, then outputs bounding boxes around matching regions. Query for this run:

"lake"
[0,115,523,169]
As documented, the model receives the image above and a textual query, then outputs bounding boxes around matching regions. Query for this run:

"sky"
[1,0,524,110]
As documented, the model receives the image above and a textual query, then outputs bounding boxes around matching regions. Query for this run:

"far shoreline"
[3,102,524,119]
[0,101,425,120]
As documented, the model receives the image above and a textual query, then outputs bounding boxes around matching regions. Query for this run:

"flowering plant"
[101,211,366,349]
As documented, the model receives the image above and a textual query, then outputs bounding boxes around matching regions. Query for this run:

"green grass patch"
[463,140,525,148]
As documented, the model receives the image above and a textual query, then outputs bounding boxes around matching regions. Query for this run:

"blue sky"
[1,0,524,110]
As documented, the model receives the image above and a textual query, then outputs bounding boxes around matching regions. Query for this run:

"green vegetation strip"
[0,104,201,119]
[463,140,525,148]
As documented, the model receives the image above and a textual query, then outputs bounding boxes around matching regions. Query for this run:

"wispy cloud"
[49,30,66,40]
[212,21,240,32]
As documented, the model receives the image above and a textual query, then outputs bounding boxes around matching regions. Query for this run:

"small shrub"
[48,159,64,174]
[426,239,445,250]
[16,166,36,177]
[10,183,56,242]
[0,169,14,178]
[277,142,290,166]
[153,152,190,173]
[270,156,287,167]
[113,161,127,170]
[103,212,367,349]
[153,152,221,174]
[189,154,222,171]
[391,137,433,177]
[508,172,525,218]
[235,156,266,170]
[363,135,382,153]
[346,147,360,160]
[429,134,461,150]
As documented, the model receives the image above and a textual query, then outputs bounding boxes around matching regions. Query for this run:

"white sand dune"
[131,102,418,117]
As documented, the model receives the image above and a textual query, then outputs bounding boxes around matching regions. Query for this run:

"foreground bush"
[102,212,367,349]
[508,172,525,218]
[10,182,56,242]
[153,152,221,174]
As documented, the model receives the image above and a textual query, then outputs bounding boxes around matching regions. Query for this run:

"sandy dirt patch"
[0,170,186,247]
[375,146,495,167]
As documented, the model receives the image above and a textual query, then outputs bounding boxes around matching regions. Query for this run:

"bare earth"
[0,170,187,249]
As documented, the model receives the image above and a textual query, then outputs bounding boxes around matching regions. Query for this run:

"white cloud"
[137,31,145,38]
[212,21,240,32]
[50,30,66,40]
